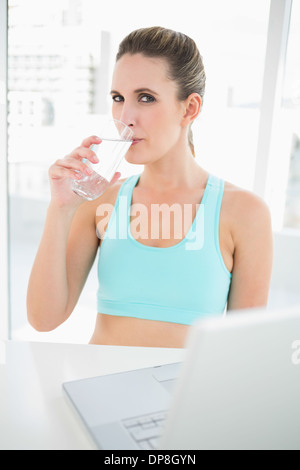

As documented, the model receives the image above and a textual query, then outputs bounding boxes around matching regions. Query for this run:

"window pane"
[8,0,270,342]
[8,0,102,342]
[282,1,300,230]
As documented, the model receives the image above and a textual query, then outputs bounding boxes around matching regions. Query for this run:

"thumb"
[109,171,121,186]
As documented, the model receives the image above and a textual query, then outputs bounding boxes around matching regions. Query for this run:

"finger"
[67,146,99,164]
[49,165,81,181]
[51,158,93,177]
[81,135,102,148]
[109,172,121,186]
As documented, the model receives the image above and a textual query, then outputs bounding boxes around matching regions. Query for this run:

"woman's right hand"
[48,135,101,208]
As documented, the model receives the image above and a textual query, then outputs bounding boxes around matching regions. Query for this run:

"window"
[8,0,103,342]
[281,1,300,230]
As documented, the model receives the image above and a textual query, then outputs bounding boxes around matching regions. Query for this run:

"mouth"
[131,138,143,146]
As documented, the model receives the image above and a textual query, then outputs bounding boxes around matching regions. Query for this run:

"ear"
[181,93,202,126]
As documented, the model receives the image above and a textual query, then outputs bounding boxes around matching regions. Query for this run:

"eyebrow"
[110,87,159,96]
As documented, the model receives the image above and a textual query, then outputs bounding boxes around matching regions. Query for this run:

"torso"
[90,173,235,347]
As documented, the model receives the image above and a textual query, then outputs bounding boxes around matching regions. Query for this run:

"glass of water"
[72,119,134,200]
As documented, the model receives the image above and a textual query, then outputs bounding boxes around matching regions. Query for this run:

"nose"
[118,102,136,128]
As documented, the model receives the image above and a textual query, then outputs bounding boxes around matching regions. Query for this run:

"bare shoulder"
[222,180,272,243]
[223,180,271,216]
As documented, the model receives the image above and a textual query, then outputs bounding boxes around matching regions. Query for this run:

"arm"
[227,191,273,311]
[27,200,99,331]
[27,136,120,331]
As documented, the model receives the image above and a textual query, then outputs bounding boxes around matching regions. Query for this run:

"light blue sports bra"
[97,174,232,325]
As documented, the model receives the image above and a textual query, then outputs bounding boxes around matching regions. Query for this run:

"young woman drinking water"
[27,27,273,347]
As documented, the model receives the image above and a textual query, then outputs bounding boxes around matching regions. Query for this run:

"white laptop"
[62,307,300,450]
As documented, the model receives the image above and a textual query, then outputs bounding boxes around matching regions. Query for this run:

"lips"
[131,138,143,146]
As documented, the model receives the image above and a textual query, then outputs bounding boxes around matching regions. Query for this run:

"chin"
[125,151,149,165]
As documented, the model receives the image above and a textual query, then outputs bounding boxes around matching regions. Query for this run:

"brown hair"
[116,26,206,157]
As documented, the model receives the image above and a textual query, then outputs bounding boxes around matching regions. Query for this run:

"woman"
[27,27,273,347]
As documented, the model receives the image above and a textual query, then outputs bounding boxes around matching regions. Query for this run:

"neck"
[139,147,205,192]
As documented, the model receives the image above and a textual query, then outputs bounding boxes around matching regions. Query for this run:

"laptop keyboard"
[122,410,168,450]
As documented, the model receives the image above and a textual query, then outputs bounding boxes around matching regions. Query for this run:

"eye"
[112,95,124,103]
[139,94,156,103]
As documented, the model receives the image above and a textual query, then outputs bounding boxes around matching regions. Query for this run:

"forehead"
[111,53,176,93]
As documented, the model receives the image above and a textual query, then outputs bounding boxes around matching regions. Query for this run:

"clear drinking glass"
[72,119,134,200]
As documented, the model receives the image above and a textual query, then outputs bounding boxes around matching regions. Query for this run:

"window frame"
[253,0,293,203]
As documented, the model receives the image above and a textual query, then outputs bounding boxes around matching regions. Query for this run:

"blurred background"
[1,0,300,343]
